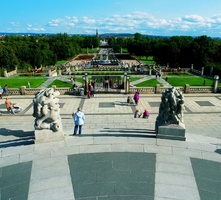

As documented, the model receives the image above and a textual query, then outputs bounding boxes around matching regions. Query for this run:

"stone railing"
[4,85,220,95]
[187,86,213,93]
[129,85,215,94]
[129,87,155,94]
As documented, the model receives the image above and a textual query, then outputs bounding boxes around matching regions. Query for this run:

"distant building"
[96,29,99,37]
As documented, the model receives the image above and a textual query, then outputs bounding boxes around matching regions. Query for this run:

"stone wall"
[4,69,17,77]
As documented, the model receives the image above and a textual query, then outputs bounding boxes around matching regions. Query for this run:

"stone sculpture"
[155,87,186,140]
[158,87,185,126]
[33,88,62,132]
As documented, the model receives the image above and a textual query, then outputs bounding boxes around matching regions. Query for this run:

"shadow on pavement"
[215,149,221,154]
[79,128,156,138]
[79,134,156,138]
[0,128,35,148]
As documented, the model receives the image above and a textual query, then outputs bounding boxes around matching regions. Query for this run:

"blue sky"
[1,0,221,37]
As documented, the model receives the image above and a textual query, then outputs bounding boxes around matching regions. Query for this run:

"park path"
[38,75,172,89]
[130,75,172,87]
[38,76,82,89]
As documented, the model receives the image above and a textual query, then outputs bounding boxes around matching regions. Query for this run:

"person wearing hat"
[72,107,85,135]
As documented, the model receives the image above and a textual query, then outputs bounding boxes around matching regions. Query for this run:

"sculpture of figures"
[33,88,62,132]
[158,87,185,126]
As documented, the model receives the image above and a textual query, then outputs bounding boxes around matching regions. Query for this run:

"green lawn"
[0,77,47,88]
[48,80,74,88]
[164,77,214,86]
[134,79,162,87]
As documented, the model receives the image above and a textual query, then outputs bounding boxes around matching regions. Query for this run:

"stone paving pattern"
[0,93,221,199]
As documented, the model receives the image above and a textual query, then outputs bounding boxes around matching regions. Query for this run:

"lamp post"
[124,72,127,90]
[84,72,88,95]
[126,76,130,94]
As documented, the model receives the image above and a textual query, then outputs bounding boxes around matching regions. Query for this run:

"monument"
[155,87,186,141]
[33,88,64,143]
[99,53,111,64]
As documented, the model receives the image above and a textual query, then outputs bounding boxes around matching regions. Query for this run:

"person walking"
[3,85,8,96]
[127,96,130,105]
[72,107,85,135]
[133,91,140,106]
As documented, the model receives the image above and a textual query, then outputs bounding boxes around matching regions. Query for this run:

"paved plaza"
[0,93,221,199]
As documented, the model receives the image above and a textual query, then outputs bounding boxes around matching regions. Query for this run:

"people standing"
[127,96,130,105]
[3,85,8,96]
[72,107,85,135]
[0,85,3,99]
[28,81,31,88]
[90,84,94,97]
[133,91,140,106]
[88,83,91,98]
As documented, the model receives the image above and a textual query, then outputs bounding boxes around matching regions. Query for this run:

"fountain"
[99,53,111,64]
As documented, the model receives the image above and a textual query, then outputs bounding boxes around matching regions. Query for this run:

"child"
[127,96,130,105]
[134,109,141,118]
[142,109,150,118]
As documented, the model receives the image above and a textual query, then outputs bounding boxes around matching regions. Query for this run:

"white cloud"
[9,11,221,36]
[11,22,20,26]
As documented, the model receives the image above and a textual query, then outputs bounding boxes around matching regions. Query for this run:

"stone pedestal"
[156,123,186,141]
[34,129,64,144]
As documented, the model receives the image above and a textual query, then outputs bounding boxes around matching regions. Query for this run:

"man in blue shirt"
[72,107,85,135]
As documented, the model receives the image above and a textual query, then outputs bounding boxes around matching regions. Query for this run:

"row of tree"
[0,33,100,75]
[108,33,221,74]
[1,32,221,76]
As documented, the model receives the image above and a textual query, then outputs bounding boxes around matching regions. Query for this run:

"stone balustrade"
[3,85,221,95]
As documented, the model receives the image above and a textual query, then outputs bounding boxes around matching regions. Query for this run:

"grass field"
[164,77,214,86]
[0,73,219,89]
[47,80,73,88]
[0,77,47,88]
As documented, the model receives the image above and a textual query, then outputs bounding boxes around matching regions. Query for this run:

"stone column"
[184,84,190,93]
[125,76,130,94]
[124,72,127,90]
[213,75,219,93]
[191,64,194,70]
[21,86,26,95]
[155,84,161,94]
[52,85,56,91]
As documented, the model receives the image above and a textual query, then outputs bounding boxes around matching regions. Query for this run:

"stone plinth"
[34,129,64,144]
[156,123,186,141]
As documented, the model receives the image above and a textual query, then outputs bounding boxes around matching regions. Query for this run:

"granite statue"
[157,87,185,127]
[33,88,62,132]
